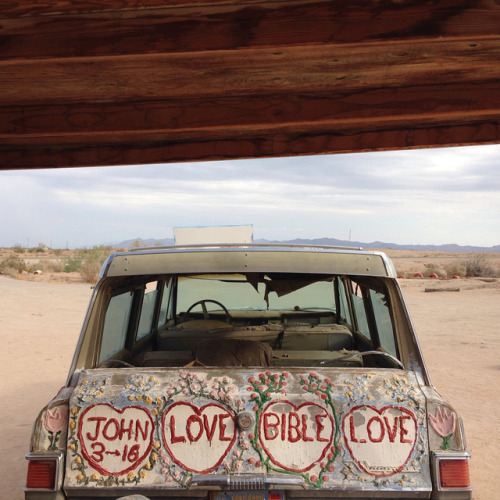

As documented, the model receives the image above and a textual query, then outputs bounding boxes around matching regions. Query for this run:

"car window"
[176,275,336,313]
[350,280,397,357]
[337,277,352,325]
[351,284,370,335]
[99,291,133,362]
[157,278,173,327]
[370,288,397,357]
[136,281,158,340]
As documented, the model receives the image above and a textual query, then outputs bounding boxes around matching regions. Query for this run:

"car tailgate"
[64,367,432,496]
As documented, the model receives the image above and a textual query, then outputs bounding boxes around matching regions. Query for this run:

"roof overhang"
[1,0,499,169]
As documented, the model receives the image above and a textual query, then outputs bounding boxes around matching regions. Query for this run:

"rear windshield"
[90,272,401,370]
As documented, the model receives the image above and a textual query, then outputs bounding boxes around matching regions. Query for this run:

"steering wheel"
[184,299,232,324]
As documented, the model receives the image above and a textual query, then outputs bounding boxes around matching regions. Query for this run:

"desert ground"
[1,249,499,500]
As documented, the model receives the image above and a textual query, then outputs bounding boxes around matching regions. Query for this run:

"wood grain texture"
[2,1,500,59]
[0,0,499,169]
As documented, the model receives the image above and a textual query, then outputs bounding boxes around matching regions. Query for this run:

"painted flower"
[44,406,68,434]
[429,407,456,437]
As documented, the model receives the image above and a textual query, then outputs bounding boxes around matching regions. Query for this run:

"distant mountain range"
[114,237,500,253]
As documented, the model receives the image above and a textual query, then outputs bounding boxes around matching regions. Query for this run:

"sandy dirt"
[1,259,499,499]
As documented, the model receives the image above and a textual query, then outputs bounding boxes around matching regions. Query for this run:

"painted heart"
[258,400,334,472]
[342,405,417,477]
[162,402,236,473]
[78,403,154,476]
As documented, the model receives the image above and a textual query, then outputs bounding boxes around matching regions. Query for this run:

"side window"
[350,280,397,358]
[351,284,370,336]
[136,281,159,341]
[370,289,397,357]
[337,278,352,325]
[99,291,133,362]
[157,278,173,328]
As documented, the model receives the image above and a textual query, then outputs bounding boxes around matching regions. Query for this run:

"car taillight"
[439,459,471,488]
[26,459,56,489]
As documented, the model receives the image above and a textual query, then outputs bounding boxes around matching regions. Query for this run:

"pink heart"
[342,405,417,477]
[162,402,236,473]
[78,403,154,476]
[258,401,334,472]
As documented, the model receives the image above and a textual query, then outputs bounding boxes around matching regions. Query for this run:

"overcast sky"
[1,144,499,249]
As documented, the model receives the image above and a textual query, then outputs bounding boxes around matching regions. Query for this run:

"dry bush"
[33,259,65,273]
[444,262,467,278]
[62,246,111,283]
[461,254,497,278]
[0,256,28,275]
[423,263,445,277]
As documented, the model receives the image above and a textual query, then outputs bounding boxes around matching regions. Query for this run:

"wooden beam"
[3,0,500,59]
[1,0,500,169]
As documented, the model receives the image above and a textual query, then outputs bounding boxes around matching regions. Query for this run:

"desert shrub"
[444,262,467,278]
[423,263,445,277]
[461,254,496,277]
[33,259,65,273]
[0,256,28,275]
[62,246,111,283]
[62,254,83,272]
[12,244,25,254]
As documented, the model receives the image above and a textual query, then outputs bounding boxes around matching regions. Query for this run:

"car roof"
[100,244,397,279]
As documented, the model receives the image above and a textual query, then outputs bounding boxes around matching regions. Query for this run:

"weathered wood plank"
[1,39,500,106]
[1,82,499,137]
[1,0,266,17]
[1,117,499,169]
[1,0,499,59]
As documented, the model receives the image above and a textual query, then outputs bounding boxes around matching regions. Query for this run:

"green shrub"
[62,246,112,283]
[423,263,445,277]
[62,254,83,272]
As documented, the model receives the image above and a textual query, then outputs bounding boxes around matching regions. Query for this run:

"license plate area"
[211,492,285,500]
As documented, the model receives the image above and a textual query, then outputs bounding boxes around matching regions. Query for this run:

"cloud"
[0,144,499,248]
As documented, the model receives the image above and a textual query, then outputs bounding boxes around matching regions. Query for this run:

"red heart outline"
[258,400,334,472]
[342,404,418,477]
[78,403,155,476]
[162,401,236,473]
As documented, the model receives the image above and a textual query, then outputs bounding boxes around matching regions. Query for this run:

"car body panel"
[25,245,471,500]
